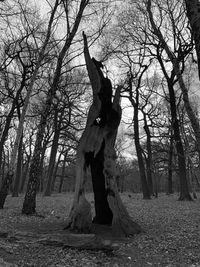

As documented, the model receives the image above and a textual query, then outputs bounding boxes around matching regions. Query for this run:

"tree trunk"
[22,127,45,214]
[143,115,153,195]
[151,13,192,201]
[22,0,89,215]
[51,151,62,192]
[19,157,30,193]
[185,0,200,79]
[12,135,23,197]
[44,128,60,196]
[39,140,48,193]
[167,78,191,200]
[58,152,68,193]
[66,32,141,237]
[133,90,150,199]
[167,134,173,194]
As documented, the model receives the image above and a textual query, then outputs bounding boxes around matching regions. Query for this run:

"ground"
[0,193,200,267]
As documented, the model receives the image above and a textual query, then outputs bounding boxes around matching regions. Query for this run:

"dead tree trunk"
[66,32,141,237]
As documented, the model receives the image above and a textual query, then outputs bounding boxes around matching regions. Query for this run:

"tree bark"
[167,133,173,194]
[19,157,30,193]
[44,127,60,196]
[185,0,200,79]
[143,116,153,196]
[134,107,150,199]
[66,32,141,237]
[12,135,23,197]
[51,151,62,192]
[58,152,68,193]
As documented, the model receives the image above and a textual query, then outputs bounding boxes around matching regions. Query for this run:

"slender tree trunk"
[19,158,30,193]
[151,10,192,201]
[1,149,6,186]
[167,134,173,194]
[12,135,23,197]
[58,153,68,193]
[167,79,192,200]
[39,141,48,193]
[66,32,141,237]
[22,0,89,215]
[51,151,62,192]
[133,91,150,199]
[127,65,150,199]
[44,128,60,196]
[143,116,153,195]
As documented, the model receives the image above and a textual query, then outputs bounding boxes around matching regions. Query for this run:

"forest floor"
[0,192,200,267]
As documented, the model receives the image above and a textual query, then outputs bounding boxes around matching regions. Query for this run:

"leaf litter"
[0,193,200,266]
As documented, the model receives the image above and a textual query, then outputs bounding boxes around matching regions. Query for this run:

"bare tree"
[146,0,200,169]
[22,0,90,215]
[0,0,60,209]
[66,32,141,237]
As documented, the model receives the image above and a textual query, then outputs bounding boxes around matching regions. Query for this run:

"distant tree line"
[0,0,200,216]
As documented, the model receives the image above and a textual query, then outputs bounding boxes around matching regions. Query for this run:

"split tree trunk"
[66,32,141,237]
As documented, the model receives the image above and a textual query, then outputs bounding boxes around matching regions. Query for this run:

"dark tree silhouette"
[66,32,141,237]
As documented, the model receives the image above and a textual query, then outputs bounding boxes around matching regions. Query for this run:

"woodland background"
[0,0,200,202]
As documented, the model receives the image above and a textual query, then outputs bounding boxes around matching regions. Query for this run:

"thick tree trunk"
[66,32,141,237]
[185,0,200,79]
[88,143,113,225]
[22,127,44,214]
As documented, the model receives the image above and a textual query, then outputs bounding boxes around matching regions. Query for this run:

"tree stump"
[66,32,141,237]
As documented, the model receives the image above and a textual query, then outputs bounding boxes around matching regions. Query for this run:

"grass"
[0,192,200,266]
